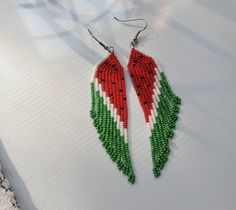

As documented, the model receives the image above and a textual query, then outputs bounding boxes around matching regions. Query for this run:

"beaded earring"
[114,17,181,178]
[88,29,135,183]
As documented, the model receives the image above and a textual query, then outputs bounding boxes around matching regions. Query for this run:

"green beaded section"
[150,72,181,177]
[90,83,135,183]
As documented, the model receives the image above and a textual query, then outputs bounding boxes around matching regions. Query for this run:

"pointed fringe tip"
[150,72,181,177]
[90,83,135,184]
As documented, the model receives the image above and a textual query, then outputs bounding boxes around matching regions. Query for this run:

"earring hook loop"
[87,28,114,53]
[113,17,148,48]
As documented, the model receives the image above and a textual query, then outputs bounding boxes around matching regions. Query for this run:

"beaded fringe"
[128,48,181,178]
[90,53,135,183]
[149,66,181,177]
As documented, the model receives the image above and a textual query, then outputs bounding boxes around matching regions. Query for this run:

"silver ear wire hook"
[87,28,114,53]
[113,17,148,48]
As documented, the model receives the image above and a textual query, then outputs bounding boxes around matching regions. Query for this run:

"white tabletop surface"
[0,0,236,210]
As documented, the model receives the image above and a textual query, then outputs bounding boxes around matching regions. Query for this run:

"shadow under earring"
[87,29,135,183]
[114,17,181,178]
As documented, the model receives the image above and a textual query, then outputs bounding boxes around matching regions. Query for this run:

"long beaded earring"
[114,17,181,178]
[88,29,135,183]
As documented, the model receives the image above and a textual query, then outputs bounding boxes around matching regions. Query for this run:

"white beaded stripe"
[116,115,120,130]
[152,96,159,109]
[147,122,152,135]
[147,65,163,132]
[124,129,128,143]
[151,110,156,123]
[148,100,159,129]
[154,76,161,88]
[93,78,127,139]
[149,106,157,129]
[103,92,107,105]
[101,90,125,137]
[154,67,161,78]
[153,88,160,101]
[90,67,97,83]
[110,104,114,117]
[94,78,99,91]
[152,102,158,116]
[155,59,163,73]
[148,115,154,130]
[98,84,103,97]
[154,83,161,94]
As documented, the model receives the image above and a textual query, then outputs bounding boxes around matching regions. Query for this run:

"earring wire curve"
[87,28,114,53]
[113,17,148,48]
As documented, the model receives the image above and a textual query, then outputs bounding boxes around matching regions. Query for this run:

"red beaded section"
[127,48,157,122]
[95,52,128,128]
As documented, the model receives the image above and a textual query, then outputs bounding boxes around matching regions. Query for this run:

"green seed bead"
[128,175,135,184]
[153,168,161,177]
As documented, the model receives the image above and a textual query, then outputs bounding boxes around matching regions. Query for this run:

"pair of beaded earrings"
[89,17,181,184]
